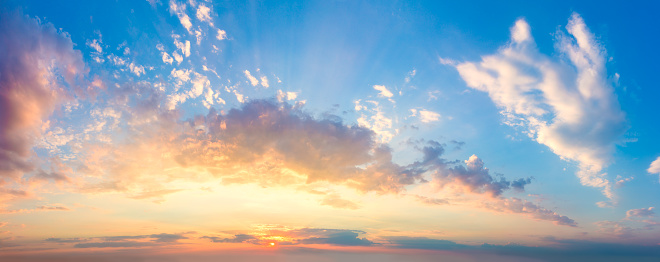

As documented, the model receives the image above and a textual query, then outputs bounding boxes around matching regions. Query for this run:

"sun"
[269,242,275,246]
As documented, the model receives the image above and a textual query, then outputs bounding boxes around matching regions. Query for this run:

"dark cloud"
[626,207,654,218]
[74,241,157,248]
[485,198,577,227]
[388,236,660,261]
[203,228,374,247]
[201,234,258,244]
[36,205,70,211]
[45,238,87,243]
[386,237,467,250]
[44,232,189,248]
[297,230,373,246]
[510,177,533,192]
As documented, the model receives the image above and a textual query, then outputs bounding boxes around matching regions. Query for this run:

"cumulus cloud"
[216,29,227,40]
[276,90,298,102]
[454,13,626,199]
[195,4,213,26]
[260,76,269,88]
[169,0,193,34]
[648,157,660,181]
[174,38,191,57]
[0,12,86,183]
[71,99,568,226]
[373,85,393,98]
[418,110,441,123]
[244,70,259,86]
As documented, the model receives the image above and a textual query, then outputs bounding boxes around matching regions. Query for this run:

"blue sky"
[1,0,660,261]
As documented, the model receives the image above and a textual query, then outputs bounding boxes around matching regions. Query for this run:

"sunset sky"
[1,0,660,261]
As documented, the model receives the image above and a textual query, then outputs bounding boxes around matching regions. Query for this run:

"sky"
[0,0,659,261]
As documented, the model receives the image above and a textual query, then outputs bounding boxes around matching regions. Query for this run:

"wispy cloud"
[453,13,626,200]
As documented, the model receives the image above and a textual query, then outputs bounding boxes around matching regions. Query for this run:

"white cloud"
[172,52,183,64]
[357,105,394,143]
[169,0,193,34]
[419,110,441,123]
[260,76,269,88]
[129,62,145,76]
[648,157,660,181]
[107,54,126,66]
[174,38,191,57]
[170,68,191,85]
[86,39,103,53]
[217,29,227,40]
[405,69,416,83]
[276,90,298,102]
[234,90,245,103]
[161,52,174,64]
[454,13,626,199]
[244,70,258,86]
[438,57,457,66]
[195,4,213,26]
[648,157,660,174]
[373,85,393,98]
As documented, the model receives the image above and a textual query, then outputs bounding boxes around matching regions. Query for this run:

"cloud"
[485,198,577,227]
[260,76,269,88]
[202,234,258,244]
[174,38,191,57]
[373,85,393,98]
[413,195,449,205]
[297,229,373,246]
[45,237,87,243]
[320,194,360,210]
[510,177,533,192]
[454,13,626,199]
[418,110,441,123]
[594,220,633,238]
[626,207,655,218]
[86,39,103,53]
[128,62,145,76]
[277,90,298,102]
[434,154,512,197]
[203,228,373,247]
[195,4,213,26]
[244,70,259,86]
[0,12,86,184]
[36,205,71,211]
[49,233,190,248]
[74,241,158,248]
[70,99,568,225]
[355,100,395,143]
[387,236,467,250]
[169,0,193,34]
[648,157,660,181]
[161,52,174,64]
[216,29,227,40]
[405,69,416,83]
